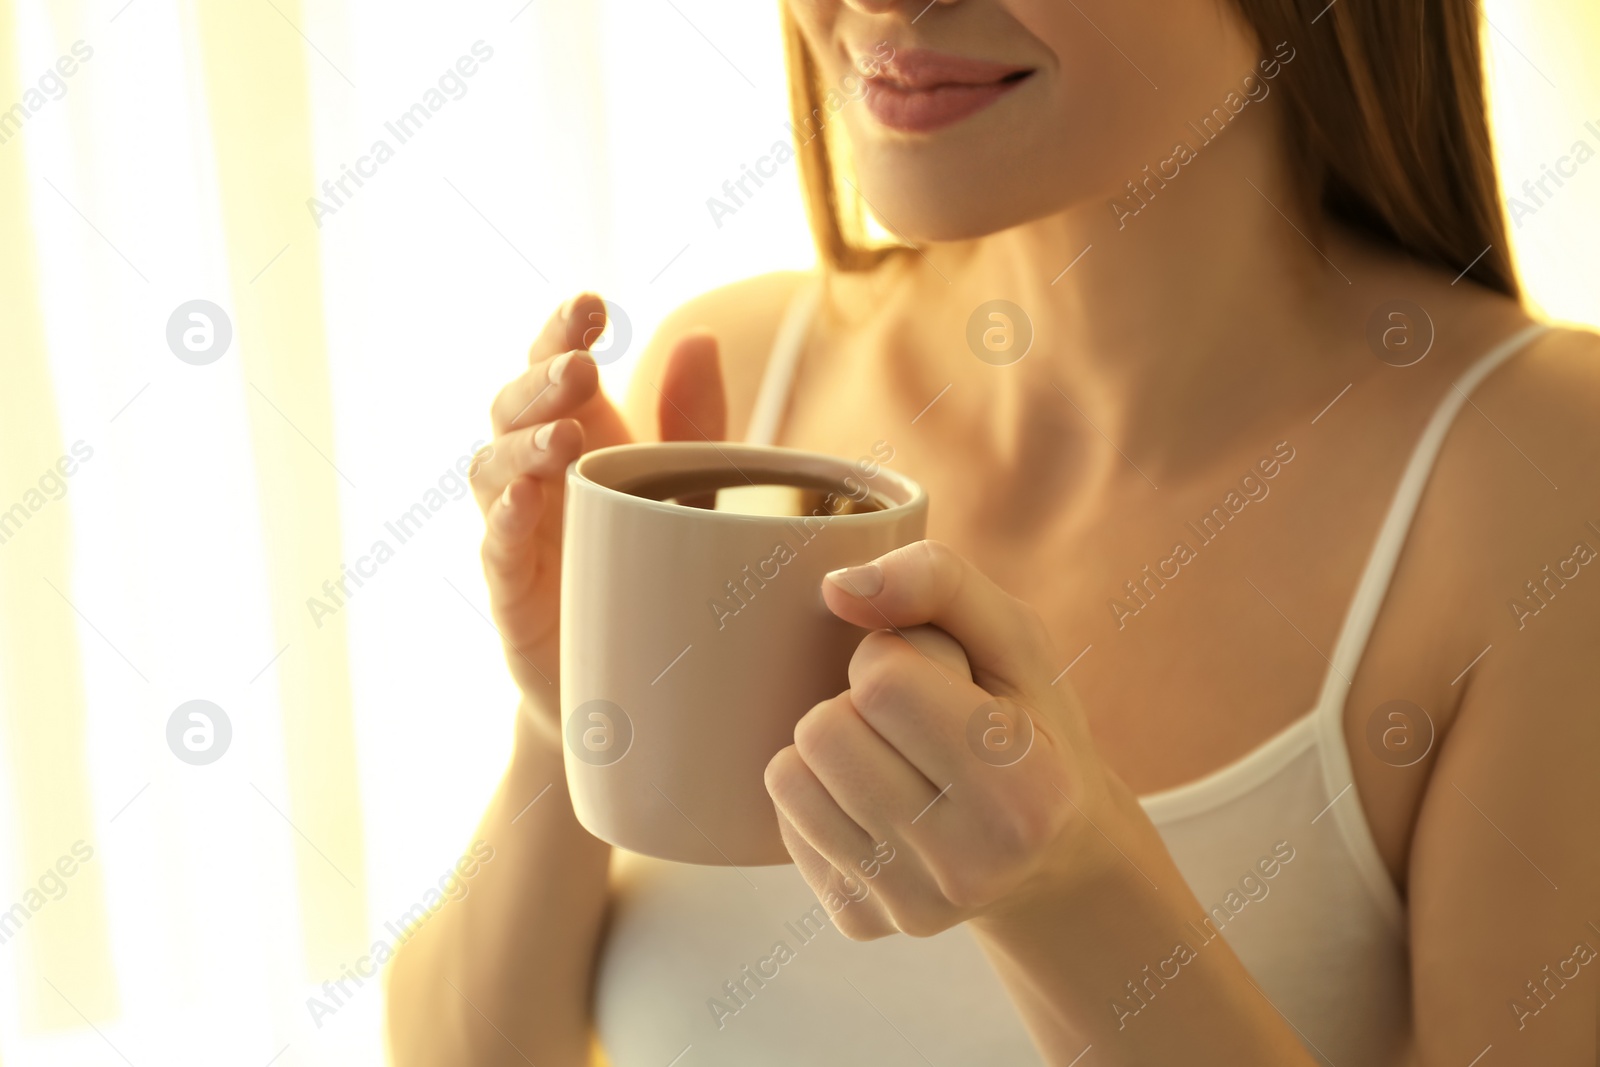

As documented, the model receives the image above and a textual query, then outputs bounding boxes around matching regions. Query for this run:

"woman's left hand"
[763,538,1140,940]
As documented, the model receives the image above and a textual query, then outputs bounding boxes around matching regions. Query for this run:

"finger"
[767,752,900,941]
[767,743,879,862]
[899,624,973,683]
[468,419,584,516]
[821,539,1054,693]
[527,292,607,366]
[484,473,546,547]
[844,630,998,787]
[655,331,726,442]
[491,350,600,436]
[772,806,897,941]
[792,689,990,917]
[842,633,1061,894]
[791,690,940,837]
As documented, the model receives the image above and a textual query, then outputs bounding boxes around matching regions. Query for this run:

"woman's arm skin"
[1402,329,1600,1065]
[383,715,614,1066]
[382,294,728,1065]
[970,809,1322,1065]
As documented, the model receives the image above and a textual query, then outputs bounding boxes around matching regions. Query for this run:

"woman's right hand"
[469,293,726,748]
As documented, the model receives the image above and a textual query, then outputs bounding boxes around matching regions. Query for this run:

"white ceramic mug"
[560,441,928,866]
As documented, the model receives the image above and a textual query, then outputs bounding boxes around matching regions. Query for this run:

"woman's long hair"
[781,1,1519,297]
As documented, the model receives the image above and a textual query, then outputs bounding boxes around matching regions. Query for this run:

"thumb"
[657,331,726,442]
[821,540,1053,690]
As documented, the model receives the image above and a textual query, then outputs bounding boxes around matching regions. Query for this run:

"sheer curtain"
[0,1,1592,1065]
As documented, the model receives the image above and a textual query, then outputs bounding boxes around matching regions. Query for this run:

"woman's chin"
[848,165,1078,247]
[849,191,1025,246]
[857,198,1061,249]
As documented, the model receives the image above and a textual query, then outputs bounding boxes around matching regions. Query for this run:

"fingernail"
[825,563,882,598]
[534,422,557,450]
[500,482,515,508]
[548,350,575,386]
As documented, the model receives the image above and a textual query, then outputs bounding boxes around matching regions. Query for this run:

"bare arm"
[1405,328,1600,1065]
[383,714,613,1065]
[968,803,1323,1065]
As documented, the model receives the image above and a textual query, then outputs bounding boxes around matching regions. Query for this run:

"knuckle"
[478,535,505,572]
[894,538,962,603]
[992,796,1058,859]
[831,905,889,943]
[848,642,911,714]
[849,660,901,716]
[890,904,948,939]
[792,697,849,763]
[915,537,957,567]
[931,862,992,911]
[910,537,956,577]
[763,745,805,800]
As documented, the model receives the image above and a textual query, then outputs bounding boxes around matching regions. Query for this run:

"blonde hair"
[781,6,900,273]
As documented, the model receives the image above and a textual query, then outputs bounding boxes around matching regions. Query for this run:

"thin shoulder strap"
[744,275,824,446]
[1315,320,1550,709]
[1310,320,1551,930]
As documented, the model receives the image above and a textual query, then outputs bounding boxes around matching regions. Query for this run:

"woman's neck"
[920,114,1364,490]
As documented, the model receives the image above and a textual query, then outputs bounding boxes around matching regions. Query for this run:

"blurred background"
[0,1,1595,1064]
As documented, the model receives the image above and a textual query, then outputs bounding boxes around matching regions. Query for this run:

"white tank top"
[593,278,1551,1067]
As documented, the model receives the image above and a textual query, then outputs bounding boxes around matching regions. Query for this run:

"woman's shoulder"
[1341,237,1600,498]
[1394,318,1600,886]
[1434,316,1600,543]
[1399,314,1600,674]
[621,269,815,443]
[620,257,917,441]
[1425,318,1600,537]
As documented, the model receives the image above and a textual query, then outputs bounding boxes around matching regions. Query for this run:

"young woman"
[384,1,1599,1064]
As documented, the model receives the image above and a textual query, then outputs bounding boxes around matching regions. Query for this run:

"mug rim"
[568,441,926,525]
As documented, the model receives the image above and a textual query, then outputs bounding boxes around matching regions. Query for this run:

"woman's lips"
[860,48,1034,134]
[864,79,1029,133]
